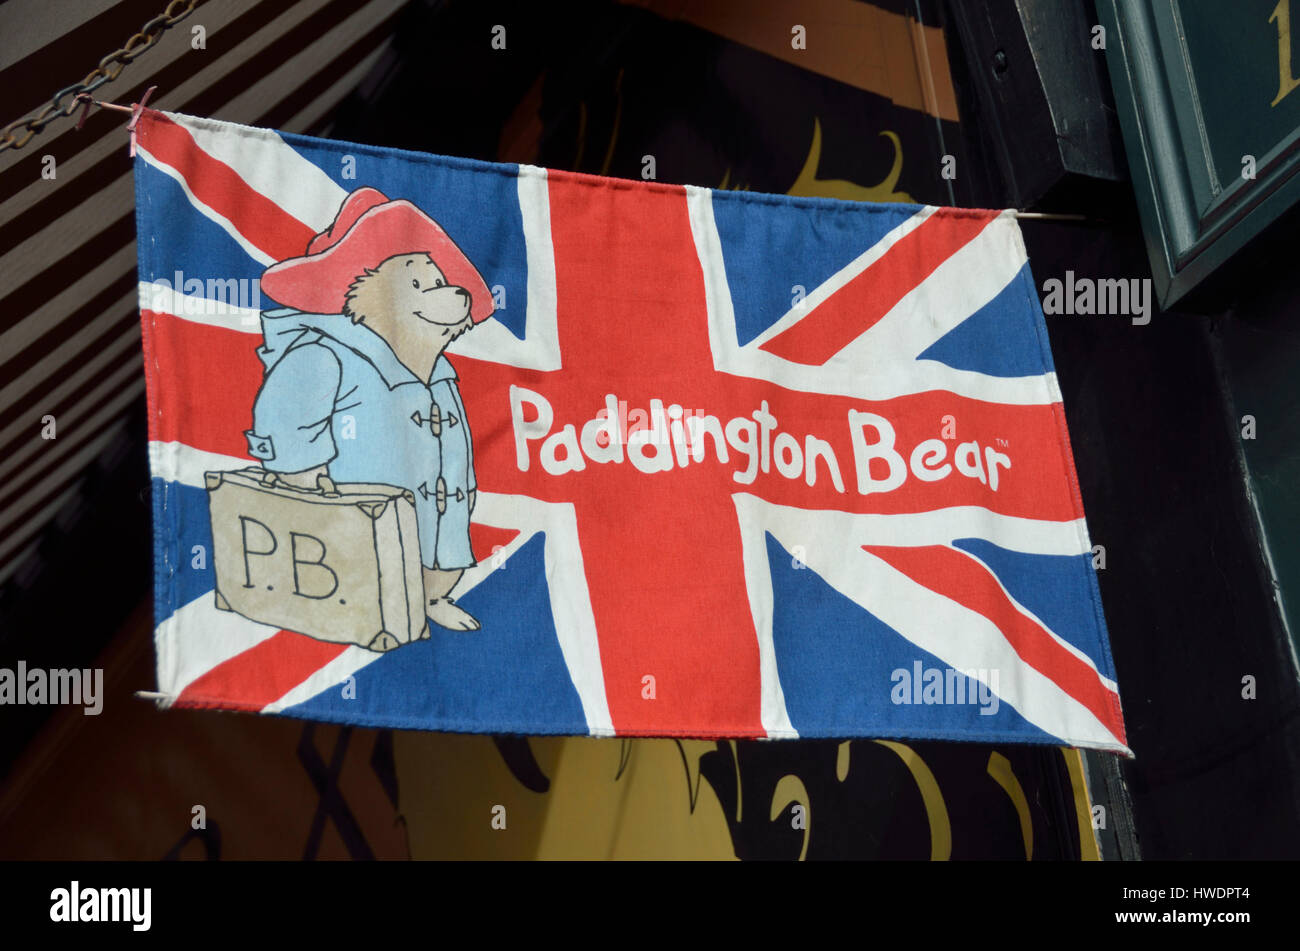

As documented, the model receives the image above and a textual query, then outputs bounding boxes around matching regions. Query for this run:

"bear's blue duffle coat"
[244,307,475,571]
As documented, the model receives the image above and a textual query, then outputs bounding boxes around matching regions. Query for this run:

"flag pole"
[133,690,173,705]
[1013,211,1090,221]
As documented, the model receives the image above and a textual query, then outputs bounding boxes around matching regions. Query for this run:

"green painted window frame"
[1098,0,1300,309]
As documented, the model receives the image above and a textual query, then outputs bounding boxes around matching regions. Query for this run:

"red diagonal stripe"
[864,543,1126,743]
[135,110,316,262]
[175,630,349,711]
[144,311,262,458]
[758,209,999,366]
[469,523,521,564]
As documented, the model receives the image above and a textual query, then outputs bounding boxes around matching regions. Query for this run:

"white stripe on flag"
[136,143,276,267]
[259,646,379,715]
[445,165,562,371]
[155,589,282,701]
[734,494,1129,753]
[138,281,262,333]
[955,542,1118,693]
[139,127,562,372]
[465,490,615,737]
[162,111,348,232]
[746,205,936,349]
[854,549,1125,752]
[684,186,1060,406]
[733,510,798,739]
[841,210,1029,362]
[149,441,252,489]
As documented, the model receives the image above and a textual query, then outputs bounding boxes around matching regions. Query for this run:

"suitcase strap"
[257,468,341,498]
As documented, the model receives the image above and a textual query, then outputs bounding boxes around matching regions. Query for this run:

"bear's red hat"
[261,187,494,322]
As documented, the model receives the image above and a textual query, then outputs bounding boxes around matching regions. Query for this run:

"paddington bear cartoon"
[247,187,493,631]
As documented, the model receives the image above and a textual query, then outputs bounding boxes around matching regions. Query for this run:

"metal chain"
[0,0,198,153]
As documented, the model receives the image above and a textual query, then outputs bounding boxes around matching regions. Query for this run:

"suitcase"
[205,467,427,651]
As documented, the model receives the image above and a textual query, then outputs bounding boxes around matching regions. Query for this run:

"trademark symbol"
[996,437,1009,448]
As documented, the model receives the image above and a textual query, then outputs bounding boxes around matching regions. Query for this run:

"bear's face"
[344,253,474,382]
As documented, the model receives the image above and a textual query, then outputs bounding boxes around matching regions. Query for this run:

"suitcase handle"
[258,469,342,499]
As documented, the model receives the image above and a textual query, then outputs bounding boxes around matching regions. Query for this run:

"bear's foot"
[427,596,480,632]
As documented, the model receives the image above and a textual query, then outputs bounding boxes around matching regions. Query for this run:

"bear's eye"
[435,278,444,287]
[411,279,420,289]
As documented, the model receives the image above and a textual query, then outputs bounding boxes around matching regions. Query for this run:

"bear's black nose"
[455,287,470,300]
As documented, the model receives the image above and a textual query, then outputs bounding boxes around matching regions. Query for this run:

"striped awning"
[0,0,412,584]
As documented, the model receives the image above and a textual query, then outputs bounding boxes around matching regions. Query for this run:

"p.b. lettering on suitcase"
[207,468,426,652]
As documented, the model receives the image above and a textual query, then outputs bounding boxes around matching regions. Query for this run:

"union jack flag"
[134,109,1129,754]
